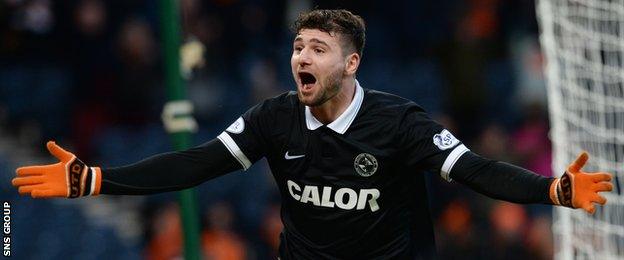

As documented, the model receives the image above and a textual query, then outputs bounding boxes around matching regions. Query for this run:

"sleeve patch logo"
[226,117,245,134]
[433,129,460,150]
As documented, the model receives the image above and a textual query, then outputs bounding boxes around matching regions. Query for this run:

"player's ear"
[344,52,360,76]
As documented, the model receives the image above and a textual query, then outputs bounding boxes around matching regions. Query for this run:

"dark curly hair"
[292,9,366,58]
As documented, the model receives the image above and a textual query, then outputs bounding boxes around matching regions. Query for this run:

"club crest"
[354,153,378,177]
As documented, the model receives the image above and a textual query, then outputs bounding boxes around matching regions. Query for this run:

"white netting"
[537,0,624,259]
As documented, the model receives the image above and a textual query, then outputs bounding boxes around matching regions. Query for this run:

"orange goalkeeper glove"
[12,141,102,198]
[549,151,613,214]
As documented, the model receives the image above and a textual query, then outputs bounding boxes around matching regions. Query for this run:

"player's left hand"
[549,151,613,214]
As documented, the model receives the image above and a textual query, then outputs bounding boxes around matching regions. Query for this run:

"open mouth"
[299,72,317,86]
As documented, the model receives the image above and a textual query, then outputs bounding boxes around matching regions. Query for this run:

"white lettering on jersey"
[357,189,380,211]
[287,180,301,200]
[286,180,380,212]
[335,188,358,209]
[301,185,320,206]
[321,186,335,207]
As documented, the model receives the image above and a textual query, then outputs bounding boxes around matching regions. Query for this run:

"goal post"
[536,0,624,259]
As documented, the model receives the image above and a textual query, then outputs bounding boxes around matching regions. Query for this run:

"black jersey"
[100,81,552,257]
[97,81,556,259]
[217,81,469,259]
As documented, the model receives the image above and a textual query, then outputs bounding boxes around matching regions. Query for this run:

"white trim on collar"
[305,80,364,134]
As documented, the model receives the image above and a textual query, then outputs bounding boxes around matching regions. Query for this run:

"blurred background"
[0,0,555,259]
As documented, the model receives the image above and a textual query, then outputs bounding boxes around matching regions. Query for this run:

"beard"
[298,68,344,107]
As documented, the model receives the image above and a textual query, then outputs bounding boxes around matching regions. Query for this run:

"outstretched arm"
[393,103,612,214]
[450,151,613,214]
[101,138,241,194]
[12,140,242,198]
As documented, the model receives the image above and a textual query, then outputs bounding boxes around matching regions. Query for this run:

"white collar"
[305,80,364,134]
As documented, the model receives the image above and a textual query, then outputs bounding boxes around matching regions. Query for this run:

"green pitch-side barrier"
[159,0,201,259]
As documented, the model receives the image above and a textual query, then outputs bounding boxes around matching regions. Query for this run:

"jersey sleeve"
[217,99,275,170]
[397,104,469,181]
[101,138,242,195]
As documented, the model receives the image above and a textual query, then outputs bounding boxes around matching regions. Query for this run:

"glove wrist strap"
[90,167,102,196]
[67,159,101,197]
[550,178,561,205]
[68,158,87,198]
[558,172,574,207]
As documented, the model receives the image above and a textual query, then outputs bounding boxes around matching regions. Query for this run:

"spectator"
[201,202,246,260]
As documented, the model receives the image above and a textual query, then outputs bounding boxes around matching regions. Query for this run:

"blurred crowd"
[0,0,556,259]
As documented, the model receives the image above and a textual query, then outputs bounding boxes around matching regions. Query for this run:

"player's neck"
[310,78,356,124]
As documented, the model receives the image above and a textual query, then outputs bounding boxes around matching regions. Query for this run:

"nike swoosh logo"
[285,151,305,160]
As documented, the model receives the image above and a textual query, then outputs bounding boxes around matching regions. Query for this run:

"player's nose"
[297,48,313,66]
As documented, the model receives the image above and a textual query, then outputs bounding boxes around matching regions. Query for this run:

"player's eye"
[314,48,325,54]
[294,46,303,52]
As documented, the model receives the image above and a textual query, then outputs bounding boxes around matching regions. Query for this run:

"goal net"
[536,0,624,259]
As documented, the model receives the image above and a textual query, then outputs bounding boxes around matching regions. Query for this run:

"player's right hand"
[12,141,101,198]
[549,151,613,214]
